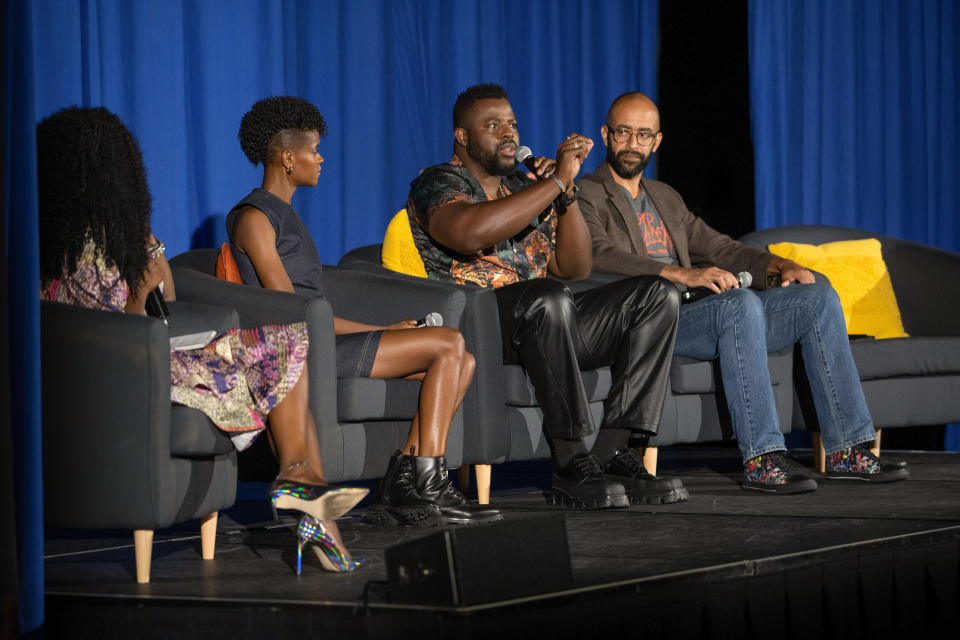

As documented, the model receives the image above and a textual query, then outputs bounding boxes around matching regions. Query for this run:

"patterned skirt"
[169,322,309,451]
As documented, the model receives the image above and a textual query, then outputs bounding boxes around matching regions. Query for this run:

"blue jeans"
[673,283,876,462]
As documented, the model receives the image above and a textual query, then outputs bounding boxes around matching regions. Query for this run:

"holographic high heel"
[296,515,366,574]
[270,462,368,522]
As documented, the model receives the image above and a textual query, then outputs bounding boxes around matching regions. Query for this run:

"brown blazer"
[577,165,775,289]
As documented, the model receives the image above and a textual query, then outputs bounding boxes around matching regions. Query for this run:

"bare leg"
[401,352,475,454]
[372,327,474,457]
[266,369,326,485]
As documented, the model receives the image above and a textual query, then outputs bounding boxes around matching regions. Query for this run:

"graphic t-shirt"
[622,186,678,266]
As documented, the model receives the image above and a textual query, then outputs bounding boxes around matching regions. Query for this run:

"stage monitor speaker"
[385,514,572,606]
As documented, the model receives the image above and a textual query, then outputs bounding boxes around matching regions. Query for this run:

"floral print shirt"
[406,155,557,288]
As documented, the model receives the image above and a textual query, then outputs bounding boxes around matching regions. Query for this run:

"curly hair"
[453,83,509,129]
[37,106,152,296]
[238,96,327,165]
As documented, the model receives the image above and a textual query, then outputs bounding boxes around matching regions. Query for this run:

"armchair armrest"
[322,265,466,328]
[41,301,176,529]
[167,300,239,336]
[170,265,339,435]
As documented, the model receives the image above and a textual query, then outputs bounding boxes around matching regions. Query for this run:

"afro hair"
[238,96,327,165]
[37,106,153,296]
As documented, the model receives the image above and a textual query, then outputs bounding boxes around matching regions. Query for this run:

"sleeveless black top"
[226,188,326,297]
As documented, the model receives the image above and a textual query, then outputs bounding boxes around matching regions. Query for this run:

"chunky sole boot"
[413,455,503,525]
[546,453,629,510]
[363,450,441,527]
[603,449,689,505]
[544,486,630,509]
[363,502,440,527]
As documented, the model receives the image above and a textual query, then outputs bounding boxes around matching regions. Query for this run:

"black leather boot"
[547,453,629,509]
[604,449,689,504]
[413,456,502,525]
[364,450,441,527]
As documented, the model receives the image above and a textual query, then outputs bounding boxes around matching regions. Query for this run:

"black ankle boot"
[364,450,441,527]
[413,456,502,525]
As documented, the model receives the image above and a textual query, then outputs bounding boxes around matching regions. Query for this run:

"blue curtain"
[6,0,658,631]
[30,0,658,264]
[747,0,960,448]
[3,0,44,635]
[748,0,959,247]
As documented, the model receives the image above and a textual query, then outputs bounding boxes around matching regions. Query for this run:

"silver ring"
[572,141,580,149]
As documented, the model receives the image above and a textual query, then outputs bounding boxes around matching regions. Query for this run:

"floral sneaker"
[824,445,910,483]
[741,451,818,494]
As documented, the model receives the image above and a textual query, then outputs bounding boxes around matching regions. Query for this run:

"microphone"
[680,271,753,304]
[145,287,170,325]
[516,146,541,179]
[516,145,552,227]
[416,312,443,328]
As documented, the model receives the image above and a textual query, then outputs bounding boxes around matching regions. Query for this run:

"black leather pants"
[494,276,680,439]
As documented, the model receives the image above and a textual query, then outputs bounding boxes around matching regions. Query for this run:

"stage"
[44,447,960,639]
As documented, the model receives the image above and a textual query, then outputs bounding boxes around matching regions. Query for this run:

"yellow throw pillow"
[381,209,428,278]
[768,238,907,339]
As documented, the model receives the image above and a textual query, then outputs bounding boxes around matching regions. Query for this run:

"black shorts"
[335,330,383,378]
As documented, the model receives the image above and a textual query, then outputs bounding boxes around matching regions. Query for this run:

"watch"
[557,183,579,208]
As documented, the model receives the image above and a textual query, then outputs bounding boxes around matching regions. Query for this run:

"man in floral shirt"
[406,84,686,508]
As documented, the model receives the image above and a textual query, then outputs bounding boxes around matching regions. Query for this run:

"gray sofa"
[338,245,796,481]
[740,225,960,438]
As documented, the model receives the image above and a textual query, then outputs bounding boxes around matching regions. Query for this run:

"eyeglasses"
[607,125,660,146]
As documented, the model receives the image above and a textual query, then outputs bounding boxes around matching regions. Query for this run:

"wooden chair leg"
[475,464,492,505]
[869,428,882,457]
[812,432,825,473]
[200,512,218,560]
[457,465,472,493]
[641,446,658,476]
[134,529,154,584]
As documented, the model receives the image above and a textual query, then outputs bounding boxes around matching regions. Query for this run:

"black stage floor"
[44,447,960,639]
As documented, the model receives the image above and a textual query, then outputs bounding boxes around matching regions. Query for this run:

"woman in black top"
[228,97,500,527]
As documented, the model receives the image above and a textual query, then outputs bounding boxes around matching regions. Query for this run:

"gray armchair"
[740,225,960,457]
[41,300,239,583]
[337,245,795,486]
[169,249,470,482]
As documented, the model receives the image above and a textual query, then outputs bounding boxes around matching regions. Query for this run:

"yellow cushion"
[382,209,428,278]
[768,238,908,339]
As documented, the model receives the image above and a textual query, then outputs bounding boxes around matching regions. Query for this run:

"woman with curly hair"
[38,106,366,574]
[228,96,500,526]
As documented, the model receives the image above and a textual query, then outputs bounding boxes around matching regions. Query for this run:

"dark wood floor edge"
[44,524,960,616]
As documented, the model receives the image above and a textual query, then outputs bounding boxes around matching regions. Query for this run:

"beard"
[606,144,650,179]
[467,138,518,177]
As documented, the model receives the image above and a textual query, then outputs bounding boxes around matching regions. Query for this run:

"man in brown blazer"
[577,92,908,493]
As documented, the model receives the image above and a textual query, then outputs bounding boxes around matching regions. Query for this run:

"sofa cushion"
[503,364,612,406]
[851,336,960,381]
[170,405,234,456]
[337,377,422,421]
[670,357,719,394]
[382,209,428,278]
[767,239,908,339]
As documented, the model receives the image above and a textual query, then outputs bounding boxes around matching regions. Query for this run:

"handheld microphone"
[416,312,443,328]
[516,146,552,227]
[145,287,170,325]
[680,271,753,304]
[516,146,541,179]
